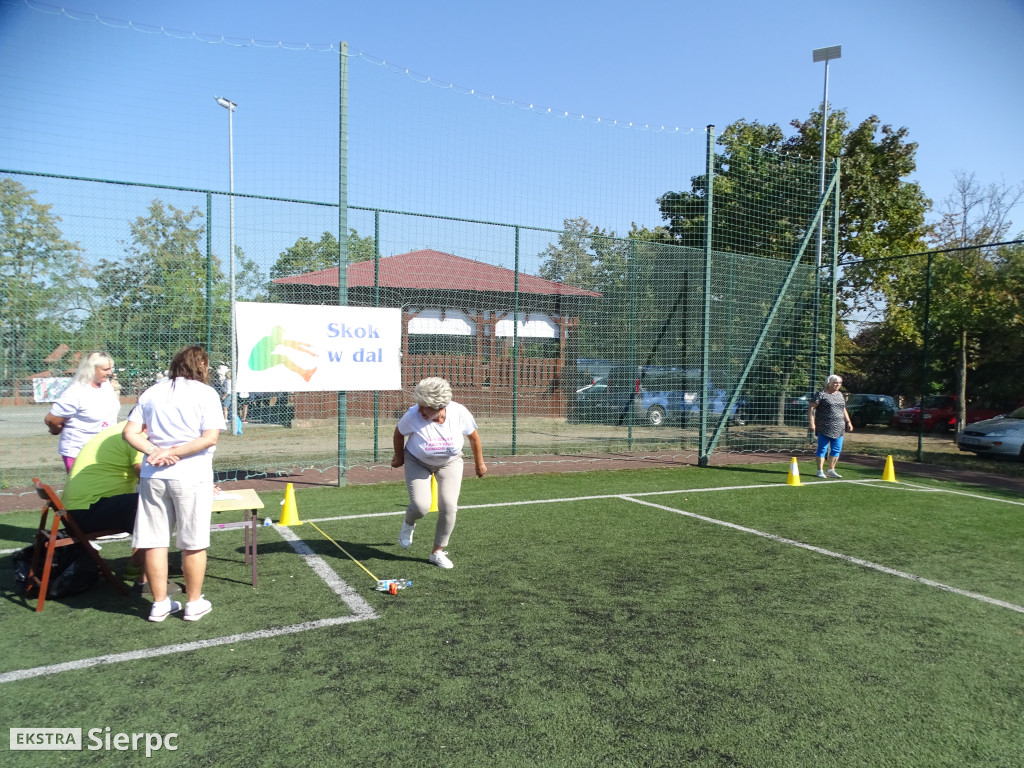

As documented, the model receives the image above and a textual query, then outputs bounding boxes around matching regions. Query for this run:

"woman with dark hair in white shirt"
[123,345,226,623]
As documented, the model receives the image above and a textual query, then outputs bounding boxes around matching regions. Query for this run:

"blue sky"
[2,0,1023,262]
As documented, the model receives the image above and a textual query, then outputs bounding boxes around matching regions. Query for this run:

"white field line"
[3,477,1021,681]
[0,524,376,684]
[5,477,1017,547]
[620,494,1024,615]
[306,478,1024,614]
[875,479,1024,506]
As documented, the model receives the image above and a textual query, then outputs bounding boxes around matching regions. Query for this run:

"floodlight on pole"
[811,45,840,268]
[215,96,239,433]
[809,46,840,418]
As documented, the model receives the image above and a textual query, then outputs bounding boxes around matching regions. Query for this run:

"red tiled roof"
[271,249,602,298]
[44,344,71,363]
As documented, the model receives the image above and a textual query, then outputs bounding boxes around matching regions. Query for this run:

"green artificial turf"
[1,464,1022,767]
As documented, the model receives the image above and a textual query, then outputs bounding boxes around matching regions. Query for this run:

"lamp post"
[215,96,238,433]
[812,45,841,270]
[810,46,840,407]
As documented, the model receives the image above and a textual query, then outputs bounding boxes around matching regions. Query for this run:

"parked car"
[245,392,294,427]
[774,393,817,426]
[636,366,745,427]
[891,395,1012,433]
[568,379,616,424]
[957,405,1024,459]
[567,364,744,427]
[845,394,896,428]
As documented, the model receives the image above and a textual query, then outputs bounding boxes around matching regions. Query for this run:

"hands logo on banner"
[247,326,319,383]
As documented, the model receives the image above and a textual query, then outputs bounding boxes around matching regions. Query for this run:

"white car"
[956,406,1024,460]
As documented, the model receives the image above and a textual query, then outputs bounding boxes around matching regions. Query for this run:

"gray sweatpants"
[403,454,464,548]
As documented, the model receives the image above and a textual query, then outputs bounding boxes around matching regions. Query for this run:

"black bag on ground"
[12,534,102,598]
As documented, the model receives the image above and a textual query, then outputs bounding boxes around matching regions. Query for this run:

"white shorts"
[133,477,213,551]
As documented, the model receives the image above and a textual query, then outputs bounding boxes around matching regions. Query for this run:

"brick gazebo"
[270,249,602,419]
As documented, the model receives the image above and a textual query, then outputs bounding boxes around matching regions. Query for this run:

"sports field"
[2,463,1022,767]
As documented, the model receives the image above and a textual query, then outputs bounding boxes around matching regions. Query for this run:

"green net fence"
[2,163,839,488]
[834,244,1024,465]
[1,3,860,489]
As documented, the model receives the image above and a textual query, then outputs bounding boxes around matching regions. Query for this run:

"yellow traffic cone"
[786,457,803,486]
[279,482,303,526]
[429,475,438,513]
[882,455,897,482]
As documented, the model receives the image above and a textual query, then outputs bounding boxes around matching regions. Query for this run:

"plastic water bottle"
[263,517,272,527]
[377,579,412,592]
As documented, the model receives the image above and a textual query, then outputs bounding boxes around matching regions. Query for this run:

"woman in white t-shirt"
[391,377,487,569]
[44,351,120,473]
[124,346,227,623]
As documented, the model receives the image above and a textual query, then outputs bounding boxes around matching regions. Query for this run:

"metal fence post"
[372,208,380,464]
[205,192,213,353]
[828,158,840,375]
[699,125,715,466]
[917,252,933,462]
[336,41,349,486]
[512,225,520,455]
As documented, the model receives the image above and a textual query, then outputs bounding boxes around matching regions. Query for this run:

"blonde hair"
[74,351,113,385]
[413,377,452,409]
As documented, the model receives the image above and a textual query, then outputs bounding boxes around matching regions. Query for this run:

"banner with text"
[234,303,402,392]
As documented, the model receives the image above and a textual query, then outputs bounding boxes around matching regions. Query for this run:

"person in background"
[221,370,232,421]
[809,373,853,479]
[108,369,122,397]
[220,369,250,424]
[44,351,120,473]
[124,346,226,622]
[391,377,487,569]
[237,389,249,423]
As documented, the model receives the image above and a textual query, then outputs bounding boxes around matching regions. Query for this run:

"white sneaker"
[184,596,212,622]
[148,598,182,622]
[399,522,415,549]
[815,470,827,478]
[826,469,842,478]
[429,550,454,569]
[96,532,131,542]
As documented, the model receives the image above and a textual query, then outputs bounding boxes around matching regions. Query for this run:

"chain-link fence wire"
[834,243,1024,464]
[1,5,855,487]
[2,161,838,487]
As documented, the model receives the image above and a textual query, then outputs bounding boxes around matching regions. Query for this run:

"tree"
[537,217,638,363]
[982,242,1024,398]
[348,229,375,263]
[656,120,804,259]
[657,112,930,317]
[924,172,1023,428]
[87,200,227,371]
[653,112,931,420]
[269,228,375,281]
[537,216,627,292]
[0,177,88,394]
[234,245,269,302]
[930,172,1022,248]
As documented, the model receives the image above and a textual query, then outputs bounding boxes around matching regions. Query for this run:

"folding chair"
[24,478,129,612]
